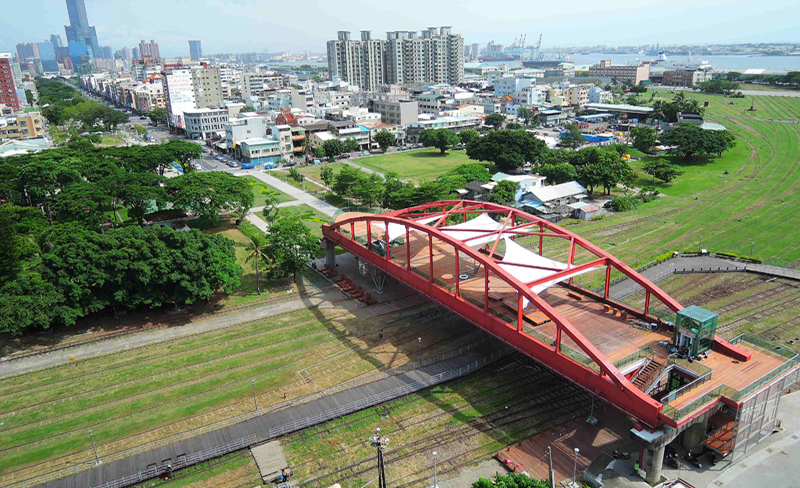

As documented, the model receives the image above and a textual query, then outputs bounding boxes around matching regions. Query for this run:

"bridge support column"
[682,417,708,455]
[631,427,678,485]
[324,239,336,269]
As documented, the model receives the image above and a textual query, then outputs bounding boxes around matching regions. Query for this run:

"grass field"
[648,88,800,121]
[0,296,488,485]
[239,175,295,206]
[557,94,800,269]
[354,149,474,182]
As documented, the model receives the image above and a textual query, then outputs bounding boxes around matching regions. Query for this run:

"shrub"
[611,195,637,211]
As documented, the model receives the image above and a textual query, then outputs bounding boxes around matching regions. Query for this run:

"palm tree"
[244,231,269,295]
[672,91,686,104]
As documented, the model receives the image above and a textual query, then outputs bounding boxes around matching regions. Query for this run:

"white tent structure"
[439,214,517,248]
[370,215,440,242]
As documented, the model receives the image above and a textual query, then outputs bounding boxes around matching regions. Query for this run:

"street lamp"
[88,429,100,465]
[418,337,422,361]
[369,428,389,488]
[572,448,580,486]
[432,451,439,488]
[699,235,703,252]
[750,241,755,258]
[251,379,258,411]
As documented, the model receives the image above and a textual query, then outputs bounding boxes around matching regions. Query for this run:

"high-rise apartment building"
[50,34,64,49]
[0,53,21,110]
[139,40,161,62]
[162,67,196,130]
[16,43,40,62]
[189,40,203,60]
[191,65,223,108]
[327,26,464,90]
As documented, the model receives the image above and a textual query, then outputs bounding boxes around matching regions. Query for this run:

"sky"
[1,0,798,56]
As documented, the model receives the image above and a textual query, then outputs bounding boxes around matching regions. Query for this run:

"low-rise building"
[589,60,650,86]
[521,180,587,207]
[0,111,44,139]
[184,107,228,140]
[225,115,270,152]
[405,114,482,142]
[588,86,613,104]
[662,68,713,87]
[369,98,419,126]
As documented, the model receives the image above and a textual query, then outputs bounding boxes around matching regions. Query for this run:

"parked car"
[360,151,370,156]
[313,159,321,165]
[282,161,296,167]
[241,162,256,170]
[264,163,278,169]
[336,154,348,160]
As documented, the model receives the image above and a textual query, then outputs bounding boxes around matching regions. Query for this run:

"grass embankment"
[561,95,800,269]
[0,303,483,484]
[649,89,800,120]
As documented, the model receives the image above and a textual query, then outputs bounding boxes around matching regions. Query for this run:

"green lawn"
[648,89,800,121]
[354,149,474,182]
[100,133,124,146]
[239,175,295,206]
[560,104,800,269]
[277,204,332,239]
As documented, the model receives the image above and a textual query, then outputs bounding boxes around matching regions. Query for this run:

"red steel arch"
[322,200,683,427]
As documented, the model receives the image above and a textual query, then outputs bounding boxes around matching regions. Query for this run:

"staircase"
[632,359,663,391]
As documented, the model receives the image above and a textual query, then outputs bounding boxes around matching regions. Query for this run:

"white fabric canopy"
[498,237,601,307]
[370,215,440,242]
[440,214,514,248]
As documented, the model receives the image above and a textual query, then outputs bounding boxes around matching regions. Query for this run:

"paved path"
[39,341,508,488]
[343,160,385,178]
[738,89,800,98]
[0,292,342,379]
[720,115,799,124]
[239,171,339,218]
[609,255,800,301]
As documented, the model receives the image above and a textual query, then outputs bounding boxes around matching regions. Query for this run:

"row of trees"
[0,138,254,335]
[37,78,128,130]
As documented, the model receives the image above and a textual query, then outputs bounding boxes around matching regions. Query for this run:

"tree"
[457,128,480,147]
[516,107,539,128]
[420,129,459,155]
[661,123,735,160]
[484,113,506,129]
[374,130,395,153]
[52,181,111,228]
[630,126,658,153]
[485,180,519,206]
[319,165,334,188]
[697,78,740,94]
[322,139,345,160]
[0,206,23,283]
[41,105,65,126]
[574,148,634,195]
[331,165,365,201]
[344,138,360,153]
[558,123,584,149]
[264,216,317,282]
[166,171,253,225]
[25,89,34,105]
[117,172,166,224]
[315,146,326,158]
[466,129,548,172]
[147,108,168,126]
[506,122,523,130]
[642,158,683,185]
[538,163,578,185]
[239,106,256,113]
[164,140,203,174]
[243,229,270,295]
[354,173,384,208]
[471,473,549,488]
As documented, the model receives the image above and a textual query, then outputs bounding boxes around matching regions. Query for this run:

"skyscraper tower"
[189,40,203,60]
[64,0,100,59]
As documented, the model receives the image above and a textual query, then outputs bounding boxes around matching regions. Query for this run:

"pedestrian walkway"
[239,171,339,218]
[609,255,800,301]
[38,341,509,488]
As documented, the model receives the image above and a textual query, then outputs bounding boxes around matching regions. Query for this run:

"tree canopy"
[642,158,684,185]
[472,474,549,488]
[420,129,460,154]
[263,216,318,281]
[558,123,584,149]
[374,130,396,153]
[485,179,519,206]
[629,126,658,153]
[166,171,254,224]
[660,123,736,160]
[466,129,548,172]
[484,113,506,129]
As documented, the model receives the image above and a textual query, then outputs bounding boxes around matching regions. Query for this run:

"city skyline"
[1,0,798,56]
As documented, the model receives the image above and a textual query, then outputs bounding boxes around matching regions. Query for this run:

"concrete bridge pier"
[323,238,336,269]
[631,427,677,484]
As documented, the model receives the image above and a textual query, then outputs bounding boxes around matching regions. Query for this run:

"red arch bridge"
[321,201,797,476]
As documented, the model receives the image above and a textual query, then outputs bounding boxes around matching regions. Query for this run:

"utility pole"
[251,379,258,411]
[573,447,580,487]
[369,428,389,488]
[547,446,555,488]
[88,429,100,465]
[432,451,439,488]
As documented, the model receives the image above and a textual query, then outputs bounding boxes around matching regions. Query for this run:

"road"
[240,170,340,218]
